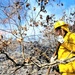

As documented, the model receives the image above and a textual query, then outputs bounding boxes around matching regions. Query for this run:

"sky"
[28,0,75,24]
[0,0,75,39]
[45,0,75,19]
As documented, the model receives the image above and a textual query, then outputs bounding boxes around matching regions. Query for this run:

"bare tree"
[0,0,75,75]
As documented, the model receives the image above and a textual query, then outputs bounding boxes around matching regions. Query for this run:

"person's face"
[55,27,61,36]
[55,27,65,37]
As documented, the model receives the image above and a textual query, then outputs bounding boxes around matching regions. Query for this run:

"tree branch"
[39,56,75,68]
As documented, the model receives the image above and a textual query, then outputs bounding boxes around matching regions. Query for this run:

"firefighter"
[51,20,75,75]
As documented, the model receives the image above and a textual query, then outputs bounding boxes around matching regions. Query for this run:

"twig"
[46,67,51,75]
[0,51,25,66]
[39,56,75,67]
[1,52,17,65]
[34,48,50,62]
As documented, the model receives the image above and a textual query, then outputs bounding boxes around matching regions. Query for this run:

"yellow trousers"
[62,73,75,75]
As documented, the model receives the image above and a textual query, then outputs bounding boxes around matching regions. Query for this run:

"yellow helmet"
[54,20,69,32]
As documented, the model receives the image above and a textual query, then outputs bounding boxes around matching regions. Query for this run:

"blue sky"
[62,0,75,7]
[0,0,75,39]
[27,0,75,22]
[45,0,75,19]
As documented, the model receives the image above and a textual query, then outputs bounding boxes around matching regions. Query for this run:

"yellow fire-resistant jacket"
[58,31,75,75]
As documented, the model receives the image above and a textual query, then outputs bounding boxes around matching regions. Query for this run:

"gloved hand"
[56,35,64,43]
[50,55,57,63]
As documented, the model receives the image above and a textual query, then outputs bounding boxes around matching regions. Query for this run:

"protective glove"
[56,35,64,43]
[50,55,57,63]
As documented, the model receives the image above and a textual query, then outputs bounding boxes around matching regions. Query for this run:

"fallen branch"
[1,51,75,75]
[1,51,75,68]
[0,51,17,65]
[0,51,25,66]
[39,56,75,68]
